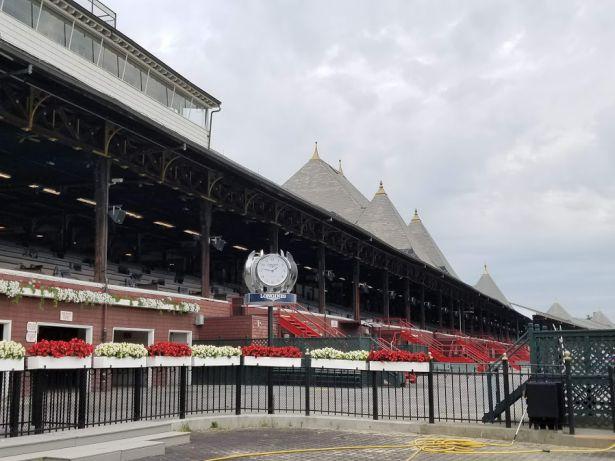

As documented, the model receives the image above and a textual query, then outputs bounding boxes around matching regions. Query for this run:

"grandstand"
[3,0,603,365]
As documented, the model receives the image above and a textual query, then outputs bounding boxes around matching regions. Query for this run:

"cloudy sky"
[105,0,614,320]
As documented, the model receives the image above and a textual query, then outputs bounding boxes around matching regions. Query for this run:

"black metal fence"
[1,360,613,438]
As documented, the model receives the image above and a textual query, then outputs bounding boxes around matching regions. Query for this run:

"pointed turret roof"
[474,265,510,306]
[407,210,459,277]
[590,310,614,327]
[355,182,415,252]
[547,302,572,320]
[283,143,369,223]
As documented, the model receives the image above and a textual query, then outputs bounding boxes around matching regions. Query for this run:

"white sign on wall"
[60,311,73,322]
[25,332,37,343]
[26,322,37,332]
[330,320,339,328]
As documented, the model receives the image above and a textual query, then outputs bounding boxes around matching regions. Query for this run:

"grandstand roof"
[474,265,510,307]
[355,182,415,252]
[283,144,368,223]
[407,210,458,277]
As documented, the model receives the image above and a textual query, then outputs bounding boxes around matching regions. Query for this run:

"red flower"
[28,339,94,358]
[367,350,430,362]
[147,342,192,357]
[241,345,302,358]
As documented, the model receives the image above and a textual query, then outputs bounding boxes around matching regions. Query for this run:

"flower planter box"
[368,361,429,373]
[93,357,147,369]
[192,356,240,367]
[146,356,192,367]
[310,359,368,370]
[243,356,302,368]
[27,356,91,370]
[0,358,24,371]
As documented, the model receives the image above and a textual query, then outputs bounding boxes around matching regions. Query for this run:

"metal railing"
[72,0,117,28]
[1,361,612,438]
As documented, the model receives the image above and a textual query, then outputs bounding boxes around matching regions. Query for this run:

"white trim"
[168,330,192,346]
[112,327,154,346]
[0,267,227,303]
[0,320,11,341]
[36,322,93,344]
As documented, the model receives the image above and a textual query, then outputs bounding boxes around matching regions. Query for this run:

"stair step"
[1,440,165,461]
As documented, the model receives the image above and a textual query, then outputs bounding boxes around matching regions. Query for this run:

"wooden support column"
[200,202,212,298]
[459,305,464,333]
[478,306,484,335]
[437,290,443,328]
[94,157,110,283]
[269,225,279,253]
[449,298,455,330]
[419,285,426,329]
[352,259,360,321]
[317,244,326,314]
[382,271,389,321]
[403,279,411,323]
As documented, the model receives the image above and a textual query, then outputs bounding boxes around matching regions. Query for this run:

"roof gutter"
[207,106,221,149]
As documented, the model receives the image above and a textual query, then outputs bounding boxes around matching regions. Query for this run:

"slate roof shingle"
[407,210,459,277]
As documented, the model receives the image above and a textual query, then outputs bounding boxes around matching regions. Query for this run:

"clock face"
[256,254,289,287]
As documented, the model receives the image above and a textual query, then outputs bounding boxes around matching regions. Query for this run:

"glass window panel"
[2,0,35,27]
[100,45,120,77]
[123,58,144,91]
[171,91,187,114]
[146,75,169,106]
[37,6,70,47]
[69,25,95,62]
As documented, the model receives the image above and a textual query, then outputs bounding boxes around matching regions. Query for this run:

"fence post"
[9,371,22,437]
[235,356,243,415]
[427,354,434,424]
[267,367,274,414]
[179,366,187,419]
[372,369,379,420]
[609,365,615,433]
[502,354,511,428]
[494,366,501,421]
[564,351,575,435]
[133,367,142,421]
[77,369,87,429]
[304,356,311,416]
[32,369,46,434]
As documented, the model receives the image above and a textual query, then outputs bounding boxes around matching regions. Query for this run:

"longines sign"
[244,293,297,305]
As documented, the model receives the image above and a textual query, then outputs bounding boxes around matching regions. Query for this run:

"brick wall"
[0,274,232,346]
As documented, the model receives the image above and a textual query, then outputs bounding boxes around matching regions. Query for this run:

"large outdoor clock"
[243,250,298,294]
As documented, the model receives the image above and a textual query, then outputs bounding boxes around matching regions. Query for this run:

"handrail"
[287,304,345,338]
[487,330,529,372]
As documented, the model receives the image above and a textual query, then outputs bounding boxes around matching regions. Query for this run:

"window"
[70,25,96,62]
[37,6,70,47]
[2,0,39,27]
[100,44,121,77]
[171,90,187,114]
[123,57,145,91]
[146,75,169,106]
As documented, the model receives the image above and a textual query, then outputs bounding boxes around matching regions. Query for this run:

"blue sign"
[244,293,297,305]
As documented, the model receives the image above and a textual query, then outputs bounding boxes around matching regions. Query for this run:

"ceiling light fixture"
[154,221,175,229]
[183,229,201,236]
[0,226,5,230]
[124,253,133,257]
[42,187,61,196]
[76,197,96,206]
[0,172,11,179]
[36,234,44,238]
[28,184,40,189]
[125,211,143,219]
[231,244,249,251]
[303,266,313,270]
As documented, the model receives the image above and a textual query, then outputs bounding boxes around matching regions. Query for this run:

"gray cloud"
[104,0,615,319]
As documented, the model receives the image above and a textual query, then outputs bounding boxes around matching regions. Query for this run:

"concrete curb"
[172,414,614,449]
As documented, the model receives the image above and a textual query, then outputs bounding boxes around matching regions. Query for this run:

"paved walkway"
[145,428,614,460]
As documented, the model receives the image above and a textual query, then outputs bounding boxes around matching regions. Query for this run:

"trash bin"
[525,381,565,430]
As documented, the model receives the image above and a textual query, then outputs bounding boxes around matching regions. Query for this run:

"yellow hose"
[203,436,615,461]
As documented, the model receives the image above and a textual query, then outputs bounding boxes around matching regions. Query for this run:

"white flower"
[95,342,148,358]
[191,345,241,358]
[0,340,26,359]
[309,347,368,361]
